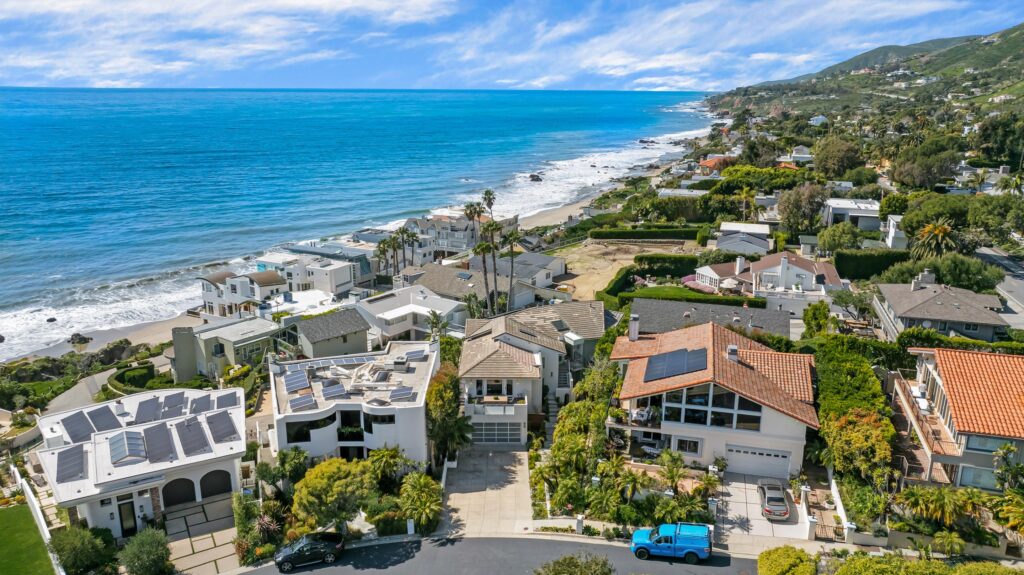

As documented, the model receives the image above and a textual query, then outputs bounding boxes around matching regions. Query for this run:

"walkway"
[43,368,114,415]
[442,447,533,537]
[166,493,238,575]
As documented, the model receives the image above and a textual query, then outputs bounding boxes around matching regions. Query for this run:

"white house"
[808,115,828,127]
[607,322,818,478]
[884,214,908,249]
[269,340,440,463]
[256,252,356,296]
[695,253,844,297]
[778,145,814,164]
[168,317,280,383]
[356,285,467,345]
[35,389,245,539]
[714,222,772,255]
[821,198,881,231]
[198,270,286,319]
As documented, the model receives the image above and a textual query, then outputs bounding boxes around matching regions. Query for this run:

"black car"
[274,532,346,572]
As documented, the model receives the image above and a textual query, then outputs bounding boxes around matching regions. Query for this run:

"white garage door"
[472,422,523,444]
[725,445,792,478]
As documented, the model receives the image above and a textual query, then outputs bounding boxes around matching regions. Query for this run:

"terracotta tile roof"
[612,323,818,428]
[925,348,1024,439]
[699,157,731,171]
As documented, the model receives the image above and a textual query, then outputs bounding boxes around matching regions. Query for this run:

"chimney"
[735,256,746,275]
[1000,165,1010,175]
[726,344,739,363]
[911,268,936,291]
[628,314,640,342]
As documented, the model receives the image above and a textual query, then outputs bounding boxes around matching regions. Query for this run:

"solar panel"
[174,417,212,457]
[216,392,239,409]
[206,411,239,444]
[135,398,162,424]
[289,395,317,411]
[322,384,348,400]
[404,349,426,360]
[389,386,414,401]
[643,348,708,382]
[163,391,185,408]
[161,403,184,419]
[61,411,95,443]
[189,394,212,415]
[56,444,86,484]
[143,423,176,463]
[86,406,121,432]
[109,430,146,464]
[457,271,472,280]
[285,372,310,393]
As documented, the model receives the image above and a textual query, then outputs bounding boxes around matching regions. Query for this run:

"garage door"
[200,470,232,498]
[162,478,196,508]
[471,422,523,444]
[725,445,792,478]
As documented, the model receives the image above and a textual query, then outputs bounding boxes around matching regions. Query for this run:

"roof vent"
[726,345,739,363]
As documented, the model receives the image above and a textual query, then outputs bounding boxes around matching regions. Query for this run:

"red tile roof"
[611,323,818,428]
[699,157,731,171]
[922,348,1024,439]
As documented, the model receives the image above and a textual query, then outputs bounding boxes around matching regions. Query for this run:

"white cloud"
[275,49,355,67]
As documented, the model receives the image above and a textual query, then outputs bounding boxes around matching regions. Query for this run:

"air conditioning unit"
[390,356,408,373]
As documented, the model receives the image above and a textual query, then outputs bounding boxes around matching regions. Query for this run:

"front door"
[118,501,137,537]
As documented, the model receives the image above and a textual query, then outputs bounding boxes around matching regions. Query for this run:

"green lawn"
[0,505,53,575]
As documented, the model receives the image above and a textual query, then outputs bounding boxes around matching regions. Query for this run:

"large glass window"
[737,396,762,412]
[959,466,998,490]
[966,435,1008,453]
[676,438,701,455]
[710,411,734,428]
[684,409,708,425]
[664,406,682,423]
[665,391,684,404]
[338,411,364,442]
[712,387,736,409]
[286,413,337,443]
[736,413,762,432]
[685,384,710,406]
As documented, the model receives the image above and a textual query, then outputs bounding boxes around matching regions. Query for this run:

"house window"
[964,323,979,332]
[684,409,708,425]
[712,387,736,409]
[966,435,1007,453]
[664,406,682,423]
[685,384,710,406]
[230,285,237,294]
[100,498,112,507]
[486,382,503,395]
[736,413,762,432]
[117,493,133,502]
[737,397,762,412]
[286,413,337,443]
[710,411,734,428]
[475,380,483,395]
[665,391,683,404]
[959,466,998,490]
[676,438,701,456]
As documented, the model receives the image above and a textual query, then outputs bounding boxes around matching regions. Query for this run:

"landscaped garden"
[0,505,51,575]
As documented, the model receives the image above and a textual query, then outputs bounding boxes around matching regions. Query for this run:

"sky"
[1,0,1022,91]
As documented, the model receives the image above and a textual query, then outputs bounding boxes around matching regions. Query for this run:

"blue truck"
[630,522,713,564]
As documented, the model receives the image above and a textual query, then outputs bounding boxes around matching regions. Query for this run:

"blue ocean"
[0,89,709,359]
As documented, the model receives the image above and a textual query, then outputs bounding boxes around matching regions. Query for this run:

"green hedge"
[594,265,639,311]
[108,363,155,389]
[833,248,911,280]
[633,254,699,277]
[757,546,815,575]
[897,327,1024,356]
[618,286,767,308]
[815,344,889,420]
[589,228,699,240]
[696,225,711,247]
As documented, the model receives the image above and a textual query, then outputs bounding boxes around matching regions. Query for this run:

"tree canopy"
[818,221,861,253]
[778,183,829,233]
[874,253,1004,293]
[814,136,863,179]
[292,458,377,527]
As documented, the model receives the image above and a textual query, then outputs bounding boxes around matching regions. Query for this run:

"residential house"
[269,341,439,462]
[355,285,467,345]
[808,115,828,127]
[798,235,819,257]
[394,263,569,311]
[405,209,518,259]
[468,251,567,289]
[821,198,881,231]
[826,181,854,194]
[883,214,908,249]
[630,298,793,339]
[275,308,370,360]
[256,252,357,296]
[892,348,1024,489]
[607,322,818,478]
[198,270,286,319]
[458,302,608,444]
[168,317,280,383]
[698,157,732,176]
[713,222,772,256]
[777,146,814,164]
[873,270,1007,342]
[695,253,844,298]
[35,389,245,538]
[283,243,376,288]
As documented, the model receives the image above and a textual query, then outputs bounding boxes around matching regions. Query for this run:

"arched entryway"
[163,478,196,508]
[200,469,232,498]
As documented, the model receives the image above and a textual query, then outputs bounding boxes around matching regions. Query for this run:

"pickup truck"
[630,522,712,564]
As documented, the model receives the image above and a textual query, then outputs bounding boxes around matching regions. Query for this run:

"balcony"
[893,371,961,457]
[606,407,663,432]
[464,394,528,418]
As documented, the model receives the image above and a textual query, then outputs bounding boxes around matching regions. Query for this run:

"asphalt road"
[977,247,1024,308]
[248,537,756,575]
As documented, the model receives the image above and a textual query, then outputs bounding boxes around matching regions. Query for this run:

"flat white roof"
[36,389,245,505]
[720,222,771,235]
[825,198,881,211]
[268,289,340,317]
[357,286,462,318]
[196,317,279,343]
[257,252,301,265]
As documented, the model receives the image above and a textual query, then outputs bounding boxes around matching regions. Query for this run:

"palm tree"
[597,453,626,480]
[587,486,620,519]
[482,188,496,219]
[738,186,756,221]
[932,530,965,556]
[369,445,410,492]
[481,220,504,306]
[991,488,1024,531]
[968,169,989,192]
[502,229,523,313]
[471,241,493,316]
[656,450,685,495]
[427,411,473,468]
[896,485,929,518]
[911,217,958,259]
[927,487,966,527]
[426,310,449,339]
[464,201,483,245]
[618,468,652,502]
[375,240,392,276]
[397,227,415,269]
[399,472,443,533]
[462,293,483,319]
[693,473,721,499]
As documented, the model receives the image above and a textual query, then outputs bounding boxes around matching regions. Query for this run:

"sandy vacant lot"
[553,240,697,300]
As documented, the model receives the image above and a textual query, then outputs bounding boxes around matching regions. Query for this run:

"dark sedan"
[275,532,346,572]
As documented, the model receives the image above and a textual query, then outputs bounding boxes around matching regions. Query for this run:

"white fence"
[9,464,65,575]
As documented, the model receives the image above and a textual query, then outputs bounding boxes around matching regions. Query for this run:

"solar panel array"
[143,423,176,463]
[216,392,238,409]
[285,371,311,393]
[161,392,185,419]
[189,394,211,415]
[135,397,162,424]
[86,406,121,432]
[389,386,414,401]
[286,356,375,373]
[643,348,708,383]
[457,271,472,280]
[56,444,87,484]
[322,384,348,400]
[206,411,239,444]
[289,395,317,411]
[174,417,212,457]
[404,349,426,360]
[109,430,146,464]
[61,411,95,443]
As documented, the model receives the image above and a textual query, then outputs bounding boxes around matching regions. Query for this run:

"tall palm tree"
[618,468,653,502]
[481,220,503,306]
[597,453,626,480]
[738,186,756,221]
[427,411,472,468]
[398,227,415,269]
[911,217,958,259]
[656,450,685,495]
[482,188,496,219]
[463,201,483,245]
[369,444,410,492]
[471,241,493,316]
[426,310,449,339]
[968,169,989,192]
[462,293,483,319]
[374,240,391,276]
[502,229,522,313]
[399,472,443,533]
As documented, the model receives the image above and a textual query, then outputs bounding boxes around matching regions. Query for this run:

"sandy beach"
[24,313,203,360]
[519,197,594,229]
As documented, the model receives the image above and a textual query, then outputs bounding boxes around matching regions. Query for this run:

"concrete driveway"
[715,473,806,540]
[442,446,533,538]
[166,494,239,574]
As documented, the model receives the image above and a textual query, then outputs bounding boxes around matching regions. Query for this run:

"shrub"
[49,526,113,575]
[757,546,815,575]
[119,527,173,575]
[834,248,911,279]
[815,346,888,420]
[696,224,711,246]
[618,286,766,309]
[254,544,277,560]
[633,253,700,277]
[589,228,699,240]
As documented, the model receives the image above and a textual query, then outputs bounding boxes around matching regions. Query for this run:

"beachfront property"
[697,157,731,176]
[694,252,844,299]
[404,209,519,260]
[274,308,371,360]
[467,251,567,289]
[255,252,357,296]
[355,285,467,345]
[892,348,1024,489]
[394,262,571,311]
[629,298,794,339]
[711,222,773,256]
[168,317,280,382]
[883,214,908,249]
[34,389,245,539]
[198,270,286,319]
[821,198,882,231]
[268,340,439,462]
[873,270,1007,342]
[283,242,377,288]
[458,302,609,444]
[607,322,818,478]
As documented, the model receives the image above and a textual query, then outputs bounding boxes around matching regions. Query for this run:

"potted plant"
[790,477,803,504]
[824,493,836,510]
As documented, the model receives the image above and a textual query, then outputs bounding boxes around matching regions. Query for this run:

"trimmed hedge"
[589,228,699,240]
[618,286,767,308]
[595,265,639,310]
[897,327,1024,356]
[757,546,815,575]
[108,363,155,389]
[833,248,911,280]
[633,254,700,277]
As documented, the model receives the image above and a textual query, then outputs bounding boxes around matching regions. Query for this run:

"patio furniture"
[641,445,662,458]
[915,397,930,413]
[631,407,651,423]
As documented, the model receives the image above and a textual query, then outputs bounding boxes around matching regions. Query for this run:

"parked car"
[757,478,791,521]
[630,522,712,564]
[274,531,345,572]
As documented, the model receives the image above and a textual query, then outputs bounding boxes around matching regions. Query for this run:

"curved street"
[246,537,756,575]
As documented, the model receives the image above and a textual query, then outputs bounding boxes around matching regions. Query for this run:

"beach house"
[713,222,773,256]
[34,388,246,539]
[198,270,286,319]
[168,317,280,383]
[274,308,371,360]
[467,251,567,289]
[695,253,843,299]
[355,285,468,345]
[404,209,518,260]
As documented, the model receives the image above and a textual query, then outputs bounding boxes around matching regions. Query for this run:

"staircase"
[545,393,560,444]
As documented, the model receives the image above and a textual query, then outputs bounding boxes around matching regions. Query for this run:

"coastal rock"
[590,164,597,168]
[46,317,57,323]
[529,174,543,182]
[638,138,656,144]
[0,334,4,344]
[67,333,93,345]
